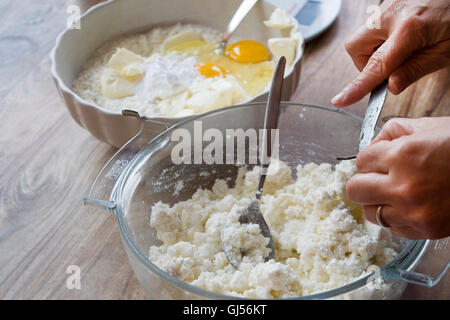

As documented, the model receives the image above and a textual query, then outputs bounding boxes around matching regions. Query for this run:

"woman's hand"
[346,117,450,239]
[332,0,450,107]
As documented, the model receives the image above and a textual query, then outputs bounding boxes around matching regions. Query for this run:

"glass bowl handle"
[83,110,172,212]
[384,238,450,287]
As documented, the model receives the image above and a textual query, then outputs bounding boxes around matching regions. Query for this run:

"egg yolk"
[195,62,227,78]
[167,39,274,96]
[226,40,271,63]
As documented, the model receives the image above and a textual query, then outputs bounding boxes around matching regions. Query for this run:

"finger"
[346,173,391,205]
[363,204,404,228]
[389,226,426,240]
[332,31,420,107]
[389,40,450,94]
[356,140,391,173]
[371,118,414,143]
[345,25,386,71]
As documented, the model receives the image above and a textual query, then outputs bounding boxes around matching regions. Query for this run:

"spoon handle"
[223,0,259,43]
[256,56,286,197]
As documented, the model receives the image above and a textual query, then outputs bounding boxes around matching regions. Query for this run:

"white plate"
[267,0,342,42]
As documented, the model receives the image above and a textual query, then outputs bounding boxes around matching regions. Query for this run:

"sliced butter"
[268,37,297,66]
[162,31,204,53]
[108,48,145,79]
[154,91,190,116]
[100,68,135,99]
[187,77,249,113]
[264,8,294,29]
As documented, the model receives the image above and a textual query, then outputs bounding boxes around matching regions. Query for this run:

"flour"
[73,24,247,117]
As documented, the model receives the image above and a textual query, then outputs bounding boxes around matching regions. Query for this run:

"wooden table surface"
[0,0,448,300]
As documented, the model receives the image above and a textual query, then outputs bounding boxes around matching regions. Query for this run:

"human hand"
[332,0,450,107]
[346,117,450,239]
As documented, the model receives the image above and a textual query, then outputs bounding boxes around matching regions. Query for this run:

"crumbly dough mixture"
[149,160,398,298]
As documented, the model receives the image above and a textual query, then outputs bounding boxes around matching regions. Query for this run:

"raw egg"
[195,62,227,78]
[168,39,274,96]
[225,40,271,63]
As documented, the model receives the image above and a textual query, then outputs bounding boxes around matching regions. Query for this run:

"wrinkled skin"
[346,117,450,239]
[332,0,450,107]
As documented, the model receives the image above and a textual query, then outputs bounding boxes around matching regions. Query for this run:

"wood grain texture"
[0,0,448,300]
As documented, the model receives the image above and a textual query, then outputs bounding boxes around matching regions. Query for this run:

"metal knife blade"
[358,80,388,151]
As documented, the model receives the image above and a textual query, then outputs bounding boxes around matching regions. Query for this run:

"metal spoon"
[215,0,259,55]
[222,56,286,269]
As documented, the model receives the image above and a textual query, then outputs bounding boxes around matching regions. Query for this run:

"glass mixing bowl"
[84,102,449,299]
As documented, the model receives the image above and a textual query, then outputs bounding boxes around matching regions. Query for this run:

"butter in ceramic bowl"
[51,0,304,147]
[72,15,300,118]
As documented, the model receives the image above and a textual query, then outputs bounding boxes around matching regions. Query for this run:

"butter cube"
[187,77,249,113]
[108,48,145,79]
[264,8,295,29]
[100,68,135,99]
[268,37,297,66]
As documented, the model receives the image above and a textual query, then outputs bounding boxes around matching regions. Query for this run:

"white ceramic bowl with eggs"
[51,0,304,147]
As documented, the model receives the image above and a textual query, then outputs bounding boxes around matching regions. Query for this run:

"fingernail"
[389,75,402,95]
[331,91,346,106]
